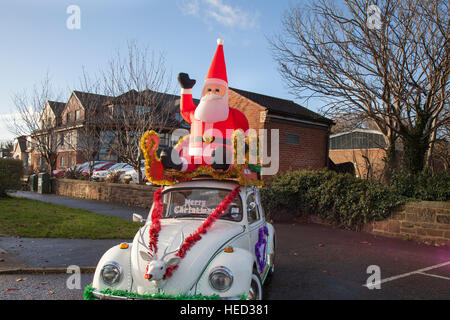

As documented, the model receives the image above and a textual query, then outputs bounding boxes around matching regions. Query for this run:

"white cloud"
[178,0,200,16]
[179,0,259,30]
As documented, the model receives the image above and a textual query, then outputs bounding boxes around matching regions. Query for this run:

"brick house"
[55,91,111,169]
[12,136,28,171]
[228,88,334,174]
[31,88,333,175]
[30,100,66,171]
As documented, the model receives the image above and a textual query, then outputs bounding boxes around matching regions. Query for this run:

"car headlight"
[209,266,233,292]
[101,262,121,285]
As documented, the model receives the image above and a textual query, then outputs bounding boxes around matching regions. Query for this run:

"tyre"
[247,271,263,300]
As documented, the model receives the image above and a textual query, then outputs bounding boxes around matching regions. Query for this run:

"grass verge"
[0,197,141,239]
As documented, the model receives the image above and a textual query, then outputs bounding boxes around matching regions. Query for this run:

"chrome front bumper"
[92,289,242,300]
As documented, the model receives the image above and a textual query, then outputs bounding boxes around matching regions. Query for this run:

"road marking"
[416,272,450,281]
[363,260,450,288]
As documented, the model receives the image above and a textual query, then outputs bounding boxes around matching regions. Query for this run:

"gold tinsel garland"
[140,130,264,187]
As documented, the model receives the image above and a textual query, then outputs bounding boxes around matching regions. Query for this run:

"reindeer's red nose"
[145,274,152,280]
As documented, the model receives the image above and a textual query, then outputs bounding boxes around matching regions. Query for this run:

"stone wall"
[363,201,450,246]
[52,179,157,208]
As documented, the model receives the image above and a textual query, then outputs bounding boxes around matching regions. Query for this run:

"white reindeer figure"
[139,231,184,281]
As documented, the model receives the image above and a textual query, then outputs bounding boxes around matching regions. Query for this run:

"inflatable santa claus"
[160,38,249,173]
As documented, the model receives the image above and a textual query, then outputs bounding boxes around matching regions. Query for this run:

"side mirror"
[247,202,257,212]
[133,213,145,224]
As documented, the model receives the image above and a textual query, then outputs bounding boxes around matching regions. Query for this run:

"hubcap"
[248,276,261,300]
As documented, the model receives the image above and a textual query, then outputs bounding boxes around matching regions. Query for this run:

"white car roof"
[163,179,242,192]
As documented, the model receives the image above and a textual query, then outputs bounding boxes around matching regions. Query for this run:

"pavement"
[0,236,130,269]
[1,192,449,300]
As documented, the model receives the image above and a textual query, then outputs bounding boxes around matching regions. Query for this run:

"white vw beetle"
[89,179,275,300]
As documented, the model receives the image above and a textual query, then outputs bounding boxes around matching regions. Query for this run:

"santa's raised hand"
[178,73,196,89]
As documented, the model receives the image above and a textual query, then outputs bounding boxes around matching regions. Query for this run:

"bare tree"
[8,74,63,175]
[98,41,175,184]
[270,0,449,174]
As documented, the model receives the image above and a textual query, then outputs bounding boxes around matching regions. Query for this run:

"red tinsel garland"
[164,185,240,279]
[148,187,164,256]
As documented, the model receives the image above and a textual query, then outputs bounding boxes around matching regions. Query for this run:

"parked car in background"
[52,168,66,178]
[82,162,116,177]
[53,161,96,178]
[92,163,133,181]
[122,161,146,184]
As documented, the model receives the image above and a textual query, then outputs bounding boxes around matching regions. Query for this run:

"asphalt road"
[1,223,449,300]
[265,223,450,300]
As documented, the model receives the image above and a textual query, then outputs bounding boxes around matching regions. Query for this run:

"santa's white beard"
[194,92,229,123]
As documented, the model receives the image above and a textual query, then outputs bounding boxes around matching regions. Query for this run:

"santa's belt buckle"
[202,135,215,144]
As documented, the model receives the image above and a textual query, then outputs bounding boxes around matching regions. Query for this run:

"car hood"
[130,218,245,295]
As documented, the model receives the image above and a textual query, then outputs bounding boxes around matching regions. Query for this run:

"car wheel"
[247,271,263,300]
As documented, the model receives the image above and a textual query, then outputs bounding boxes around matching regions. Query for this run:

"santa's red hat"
[205,38,228,86]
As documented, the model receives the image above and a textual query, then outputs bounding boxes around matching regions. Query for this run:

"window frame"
[246,192,260,225]
[286,133,300,146]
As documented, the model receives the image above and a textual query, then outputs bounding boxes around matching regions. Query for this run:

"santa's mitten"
[178,73,196,89]
[160,147,183,171]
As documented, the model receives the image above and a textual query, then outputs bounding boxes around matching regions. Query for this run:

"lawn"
[0,197,142,239]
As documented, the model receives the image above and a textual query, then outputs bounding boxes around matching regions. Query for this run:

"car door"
[246,189,266,275]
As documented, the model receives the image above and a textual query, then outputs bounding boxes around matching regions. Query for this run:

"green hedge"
[0,159,24,197]
[390,170,450,201]
[261,170,404,229]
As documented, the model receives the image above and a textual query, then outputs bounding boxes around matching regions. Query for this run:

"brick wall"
[363,201,450,246]
[329,149,386,180]
[52,179,157,208]
[266,119,329,172]
[228,90,267,130]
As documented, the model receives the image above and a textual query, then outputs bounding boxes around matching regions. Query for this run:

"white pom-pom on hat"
[217,38,224,45]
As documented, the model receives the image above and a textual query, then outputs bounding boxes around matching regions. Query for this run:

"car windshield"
[108,163,123,170]
[93,163,108,169]
[101,163,115,170]
[162,188,243,222]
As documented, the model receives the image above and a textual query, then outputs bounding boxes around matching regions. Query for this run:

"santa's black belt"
[191,136,232,145]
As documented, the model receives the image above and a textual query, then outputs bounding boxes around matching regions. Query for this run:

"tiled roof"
[229,87,333,125]
[73,91,111,110]
[47,101,66,117]
[15,135,27,152]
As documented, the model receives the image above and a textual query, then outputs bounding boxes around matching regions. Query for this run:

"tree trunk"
[137,154,143,185]
[425,120,438,171]
[402,135,429,174]
[401,111,431,174]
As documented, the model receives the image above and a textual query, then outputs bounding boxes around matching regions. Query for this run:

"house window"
[175,113,183,122]
[68,154,73,167]
[61,156,66,168]
[286,133,300,145]
[75,110,81,121]
[59,133,65,146]
[66,112,71,123]
[159,133,170,148]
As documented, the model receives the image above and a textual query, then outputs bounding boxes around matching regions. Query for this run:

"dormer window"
[75,110,81,121]
[66,112,72,123]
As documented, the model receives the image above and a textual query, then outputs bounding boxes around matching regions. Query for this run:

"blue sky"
[0,0,320,141]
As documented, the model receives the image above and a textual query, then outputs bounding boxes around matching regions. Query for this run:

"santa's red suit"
[175,39,249,172]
